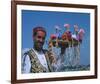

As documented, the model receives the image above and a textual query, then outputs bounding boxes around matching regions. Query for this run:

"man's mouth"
[37,42,43,46]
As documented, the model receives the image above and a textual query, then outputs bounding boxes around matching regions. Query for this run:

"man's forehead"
[37,31,45,35]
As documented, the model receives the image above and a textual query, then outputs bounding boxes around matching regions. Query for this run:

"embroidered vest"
[27,49,53,73]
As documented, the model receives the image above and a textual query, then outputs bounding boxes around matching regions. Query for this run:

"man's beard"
[34,42,44,51]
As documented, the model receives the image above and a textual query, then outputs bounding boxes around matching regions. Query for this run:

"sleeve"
[22,54,31,73]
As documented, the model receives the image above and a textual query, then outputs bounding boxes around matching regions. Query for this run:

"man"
[22,26,56,73]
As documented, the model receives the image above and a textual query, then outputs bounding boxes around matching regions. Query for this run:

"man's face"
[33,31,46,51]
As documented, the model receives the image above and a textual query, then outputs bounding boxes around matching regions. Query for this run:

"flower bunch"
[50,34,57,40]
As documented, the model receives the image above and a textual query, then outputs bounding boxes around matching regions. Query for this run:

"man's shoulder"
[22,48,31,55]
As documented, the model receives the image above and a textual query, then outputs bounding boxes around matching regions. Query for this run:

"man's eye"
[38,36,45,40]
[38,36,41,38]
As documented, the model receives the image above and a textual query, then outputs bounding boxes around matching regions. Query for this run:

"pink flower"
[64,24,70,28]
[79,28,85,34]
[50,34,57,39]
[78,28,85,40]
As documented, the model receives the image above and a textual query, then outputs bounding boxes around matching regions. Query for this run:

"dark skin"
[33,30,56,64]
[33,30,46,52]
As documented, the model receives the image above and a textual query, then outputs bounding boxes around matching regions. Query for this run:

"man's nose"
[39,38,43,42]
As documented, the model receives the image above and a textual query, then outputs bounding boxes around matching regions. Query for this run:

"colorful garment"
[22,48,55,73]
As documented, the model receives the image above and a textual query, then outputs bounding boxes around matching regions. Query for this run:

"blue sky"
[22,10,90,65]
